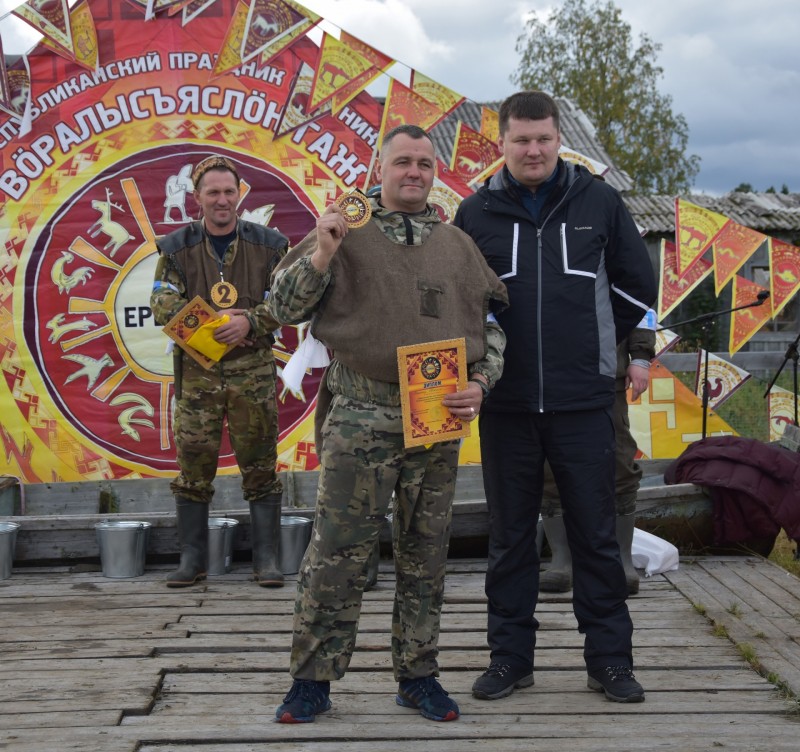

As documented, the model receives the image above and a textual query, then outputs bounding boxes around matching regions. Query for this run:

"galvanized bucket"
[0,521,19,580]
[280,516,312,575]
[95,520,151,578]
[207,517,239,575]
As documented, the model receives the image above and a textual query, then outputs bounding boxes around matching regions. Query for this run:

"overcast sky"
[2,0,798,195]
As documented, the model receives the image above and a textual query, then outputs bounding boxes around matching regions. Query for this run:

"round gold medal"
[211,281,238,308]
[335,192,372,229]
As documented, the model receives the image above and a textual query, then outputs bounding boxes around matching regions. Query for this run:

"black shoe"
[472,662,534,700]
[275,679,332,723]
[587,666,645,703]
[396,676,459,721]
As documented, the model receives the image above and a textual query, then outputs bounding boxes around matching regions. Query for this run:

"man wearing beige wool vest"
[268,124,508,724]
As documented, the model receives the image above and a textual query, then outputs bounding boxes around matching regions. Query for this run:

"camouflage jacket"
[269,199,507,405]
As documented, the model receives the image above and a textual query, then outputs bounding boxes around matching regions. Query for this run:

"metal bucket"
[208,517,239,575]
[0,521,19,580]
[280,516,312,575]
[95,520,151,578]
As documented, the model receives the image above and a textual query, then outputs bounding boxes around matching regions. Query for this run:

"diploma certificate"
[162,296,233,370]
[397,338,470,448]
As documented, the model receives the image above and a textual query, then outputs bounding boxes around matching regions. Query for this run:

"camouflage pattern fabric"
[542,387,639,517]
[170,351,282,503]
[289,393,459,682]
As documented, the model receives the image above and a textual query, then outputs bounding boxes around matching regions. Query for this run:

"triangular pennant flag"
[559,146,609,176]
[182,0,218,24]
[0,61,30,119]
[257,2,320,69]
[657,238,713,319]
[308,32,376,113]
[694,349,751,410]
[428,159,474,222]
[629,360,737,460]
[211,0,251,77]
[712,221,767,295]
[654,327,681,357]
[449,120,503,185]
[410,71,465,129]
[480,106,499,143]
[40,1,99,72]
[330,32,393,114]
[675,198,728,276]
[768,385,796,442]
[274,60,331,139]
[241,0,318,65]
[768,237,800,318]
[377,78,447,150]
[728,275,772,355]
[13,0,74,57]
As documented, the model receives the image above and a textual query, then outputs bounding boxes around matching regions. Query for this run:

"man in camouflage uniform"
[539,322,657,595]
[150,155,288,589]
[269,125,508,724]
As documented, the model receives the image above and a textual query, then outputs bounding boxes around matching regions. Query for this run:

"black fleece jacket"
[454,160,657,414]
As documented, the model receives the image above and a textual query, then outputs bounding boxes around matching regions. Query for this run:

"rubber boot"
[616,513,640,596]
[364,537,380,592]
[250,494,284,587]
[539,515,572,592]
[166,497,208,588]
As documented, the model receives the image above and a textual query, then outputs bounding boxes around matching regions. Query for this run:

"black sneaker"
[275,679,332,723]
[472,662,534,700]
[396,676,460,721]
[587,666,645,703]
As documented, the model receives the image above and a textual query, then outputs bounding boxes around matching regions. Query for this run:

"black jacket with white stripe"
[454,160,657,414]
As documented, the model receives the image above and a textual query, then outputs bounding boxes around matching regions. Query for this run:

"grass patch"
[769,530,800,578]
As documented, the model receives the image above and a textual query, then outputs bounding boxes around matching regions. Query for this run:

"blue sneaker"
[275,679,331,723]
[396,676,460,721]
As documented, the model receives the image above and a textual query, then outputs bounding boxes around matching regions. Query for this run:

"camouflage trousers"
[171,350,282,504]
[290,394,459,682]
[542,386,640,517]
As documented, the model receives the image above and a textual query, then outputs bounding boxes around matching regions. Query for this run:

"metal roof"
[625,192,800,236]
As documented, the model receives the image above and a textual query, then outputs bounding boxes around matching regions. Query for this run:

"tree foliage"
[512,0,700,195]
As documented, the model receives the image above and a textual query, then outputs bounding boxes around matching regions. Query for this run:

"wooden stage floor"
[1,556,799,751]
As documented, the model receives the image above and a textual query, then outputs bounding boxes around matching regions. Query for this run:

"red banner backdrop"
[0,0,387,482]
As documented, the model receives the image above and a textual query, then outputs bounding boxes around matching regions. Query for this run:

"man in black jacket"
[454,91,657,703]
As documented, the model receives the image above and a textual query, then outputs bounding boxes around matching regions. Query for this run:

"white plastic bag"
[631,527,679,577]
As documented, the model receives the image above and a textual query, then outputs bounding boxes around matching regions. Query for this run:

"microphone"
[756,290,770,305]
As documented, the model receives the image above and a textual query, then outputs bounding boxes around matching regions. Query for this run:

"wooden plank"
[2,557,800,752]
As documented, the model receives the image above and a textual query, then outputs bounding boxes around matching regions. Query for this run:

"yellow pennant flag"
[377,79,447,150]
[480,106,499,143]
[241,0,319,65]
[657,238,713,319]
[410,71,465,126]
[712,221,767,295]
[449,121,502,186]
[14,0,74,58]
[39,1,99,72]
[675,198,728,276]
[309,33,377,113]
[330,32,394,114]
[768,237,800,318]
[728,275,772,355]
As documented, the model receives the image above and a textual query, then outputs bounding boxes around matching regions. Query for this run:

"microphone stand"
[762,331,800,427]
[661,293,769,439]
